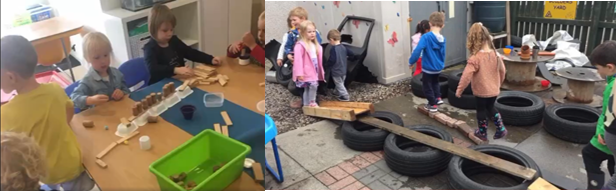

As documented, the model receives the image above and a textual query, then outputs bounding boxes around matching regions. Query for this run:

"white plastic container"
[116,121,138,138]
[203,92,224,107]
[175,86,193,99]
[149,102,167,116]
[139,135,151,150]
[165,93,181,108]
[134,112,150,127]
[238,58,251,66]
[256,100,265,113]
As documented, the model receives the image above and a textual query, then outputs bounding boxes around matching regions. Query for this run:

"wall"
[266,1,412,84]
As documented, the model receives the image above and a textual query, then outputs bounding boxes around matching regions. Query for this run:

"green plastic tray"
[149,129,251,191]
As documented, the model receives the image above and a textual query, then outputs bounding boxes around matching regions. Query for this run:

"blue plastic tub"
[265,114,277,144]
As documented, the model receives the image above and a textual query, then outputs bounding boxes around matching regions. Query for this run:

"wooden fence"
[510,1,615,55]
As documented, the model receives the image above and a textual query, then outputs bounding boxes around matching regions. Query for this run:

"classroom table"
[70,57,265,190]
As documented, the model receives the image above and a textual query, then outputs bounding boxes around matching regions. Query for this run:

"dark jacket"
[326,44,355,77]
[143,35,214,85]
[284,29,322,57]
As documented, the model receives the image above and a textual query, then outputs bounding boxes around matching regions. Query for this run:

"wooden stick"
[357,116,537,180]
[127,116,136,122]
[222,125,229,136]
[95,159,108,168]
[259,82,265,87]
[116,131,140,144]
[96,142,118,159]
[219,77,228,86]
[214,123,222,133]
[252,162,264,183]
[506,1,511,45]
[221,111,233,126]
[528,177,560,190]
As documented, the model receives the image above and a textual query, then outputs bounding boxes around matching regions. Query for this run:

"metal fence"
[510,1,615,55]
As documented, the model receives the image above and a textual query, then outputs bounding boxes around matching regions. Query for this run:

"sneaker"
[308,101,319,107]
[337,96,350,102]
[436,97,444,105]
[494,128,508,139]
[424,104,437,112]
[474,129,488,141]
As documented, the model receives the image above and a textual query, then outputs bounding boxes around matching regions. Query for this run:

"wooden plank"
[318,101,375,114]
[252,162,264,183]
[96,142,118,159]
[302,106,356,121]
[195,65,216,72]
[115,131,140,144]
[357,116,537,180]
[221,111,233,126]
[96,159,108,168]
[214,123,222,133]
[528,177,560,190]
[222,125,229,137]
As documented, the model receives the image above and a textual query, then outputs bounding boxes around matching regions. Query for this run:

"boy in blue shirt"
[409,11,447,112]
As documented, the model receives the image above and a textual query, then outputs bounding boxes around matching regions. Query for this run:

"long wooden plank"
[302,106,356,121]
[319,101,375,114]
[357,116,537,180]
[528,177,560,190]
[96,142,118,159]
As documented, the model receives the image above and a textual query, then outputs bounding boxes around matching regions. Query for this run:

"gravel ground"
[265,78,411,134]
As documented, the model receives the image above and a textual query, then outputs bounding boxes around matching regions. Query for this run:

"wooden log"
[96,142,118,159]
[565,80,595,103]
[136,103,143,114]
[503,60,537,86]
[302,106,357,121]
[156,93,162,102]
[83,120,94,128]
[357,116,537,180]
[528,177,560,190]
[132,105,139,116]
[221,111,233,126]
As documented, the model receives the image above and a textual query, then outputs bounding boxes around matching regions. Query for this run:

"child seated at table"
[227,11,265,66]
[71,32,131,111]
[0,35,95,191]
[144,3,222,85]
[1,132,47,191]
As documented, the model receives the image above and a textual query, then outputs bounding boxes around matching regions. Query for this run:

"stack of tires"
[543,104,601,144]
[446,70,476,109]
[411,73,449,98]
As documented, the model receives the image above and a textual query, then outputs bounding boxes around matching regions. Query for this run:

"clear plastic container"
[203,93,224,107]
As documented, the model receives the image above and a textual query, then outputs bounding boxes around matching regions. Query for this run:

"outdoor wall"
[266,1,413,84]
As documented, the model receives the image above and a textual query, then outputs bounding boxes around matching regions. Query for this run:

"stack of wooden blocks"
[417,106,486,145]
[178,65,230,87]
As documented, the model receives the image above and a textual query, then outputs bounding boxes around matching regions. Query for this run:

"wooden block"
[83,120,94,128]
[222,75,229,81]
[221,111,233,126]
[132,106,139,116]
[156,93,162,101]
[252,162,264,183]
[222,125,229,136]
[141,99,149,110]
[199,81,212,85]
[219,77,228,86]
[147,116,158,123]
[356,116,537,180]
[259,82,265,87]
[116,131,140,144]
[120,117,131,127]
[95,159,107,168]
[468,132,486,145]
[319,101,375,114]
[417,106,429,115]
[179,80,190,91]
[456,122,474,135]
[528,177,560,190]
[214,123,222,133]
[195,65,216,72]
[201,78,218,82]
[127,116,136,122]
[302,106,357,121]
[136,102,143,114]
[96,142,118,159]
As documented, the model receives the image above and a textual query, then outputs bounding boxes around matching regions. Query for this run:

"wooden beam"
[115,131,140,144]
[96,142,118,159]
[506,1,511,45]
[318,101,375,114]
[357,116,537,180]
[214,123,222,133]
[528,177,560,190]
[302,106,357,121]
[221,111,233,126]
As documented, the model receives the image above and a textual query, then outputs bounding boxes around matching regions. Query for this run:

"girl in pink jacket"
[411,20,430,76]
[293,20,325,107]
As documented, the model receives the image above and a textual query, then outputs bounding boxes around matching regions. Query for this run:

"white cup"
[139,136,151,150]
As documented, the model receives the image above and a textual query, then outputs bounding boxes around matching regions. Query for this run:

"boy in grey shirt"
[326,29,355,101]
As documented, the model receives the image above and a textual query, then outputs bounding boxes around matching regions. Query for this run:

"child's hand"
[212,57,222,65]
[297,76,304,81]
[111,89,124,100]
[174,67,194,76]
[455,90,462,98]
[599,134,606,145]
[242,32,257,50]
[277,59,283,66]
[287,54,294,61]
[87,94,109,105]
[228,41,242,54]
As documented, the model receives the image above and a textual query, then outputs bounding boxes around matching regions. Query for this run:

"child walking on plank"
[456,23,507,141]
[293,20,325,107]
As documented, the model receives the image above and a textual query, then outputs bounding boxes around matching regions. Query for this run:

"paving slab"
[372,160,392,174]
[367,180,390,190]
[275,120,362,174]
[378,174,405,189]
[358,169,387,185]
[283,176,329,190]
[352,165,380,180]
[514,128,586,188]
[265,142,311,189]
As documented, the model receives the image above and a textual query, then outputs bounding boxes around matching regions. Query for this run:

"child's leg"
[307,83,319,106]
[421,73,437,106]
[430,73,442,100]
[582,144,611,190]
[474,97,489,141]
[333,76,349,100]
[302,85,310,106]
[45,171,95,191]
[604,132,616,189]
[486,96,507,139]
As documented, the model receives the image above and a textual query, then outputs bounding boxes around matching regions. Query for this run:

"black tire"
[543,104,600,144]
[276,60,293,86]
[411,73,449,98]
[342,111,403,152]
[287,80,304,97]
[384,125,453,177]
[448,144,542,190]
[494,91,545,126]
[447,70,473,95]
[447,89,476,109]
[264,39,282,71]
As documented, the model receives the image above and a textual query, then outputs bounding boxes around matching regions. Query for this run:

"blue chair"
[64,81,81,114]
[265,114,284,182]
[118,57,150,92]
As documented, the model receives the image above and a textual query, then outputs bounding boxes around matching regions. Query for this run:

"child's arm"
[316,30,323,44]
[144,44,175,78]
[70,83,92,110]
[408,36,427,65]
[277,33,289,61]
[456,60,478,96]
[118,73,131,95]
[345,47,357,61]
[250,45,265,65]
[174,36,216,65]
[284,33,295,58]
[326,47,337,67]
[292,44,305,80]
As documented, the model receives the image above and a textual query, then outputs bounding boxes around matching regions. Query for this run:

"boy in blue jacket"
[409,11,447,112]
[283,7,322,63]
